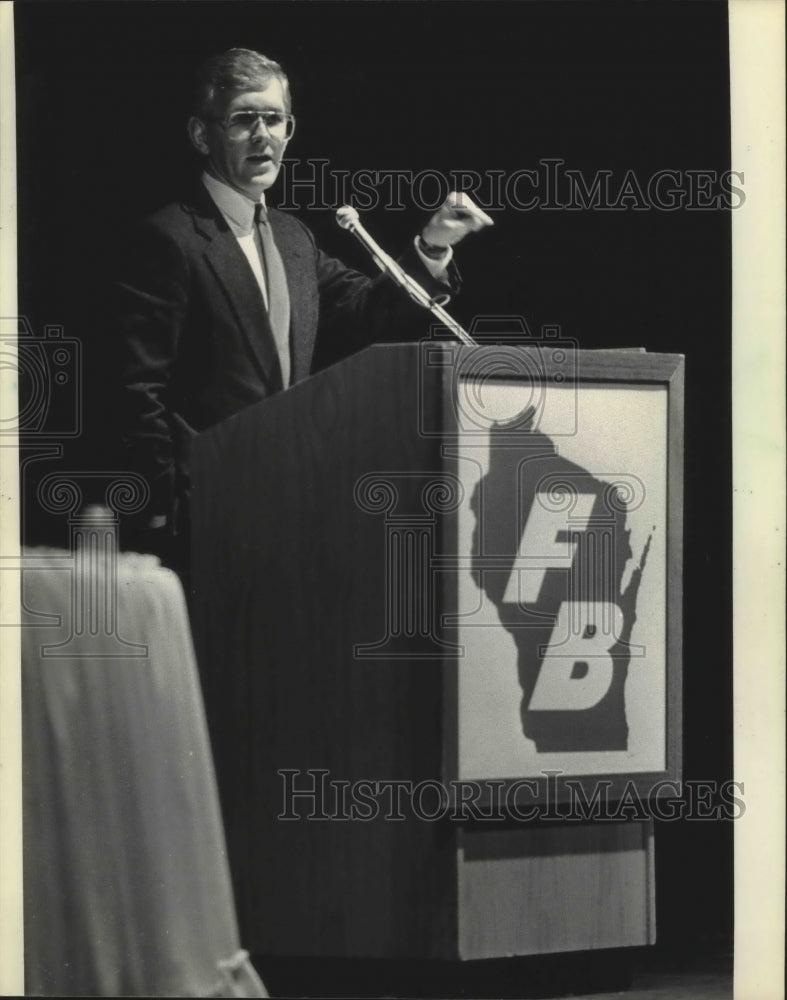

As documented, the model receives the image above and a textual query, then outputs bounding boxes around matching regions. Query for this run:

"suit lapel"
[186,190,284,393]
[269,210,316,385]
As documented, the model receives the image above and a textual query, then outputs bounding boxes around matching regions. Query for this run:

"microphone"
[335,206,477,346]
[335,205,360,231]
[336,205,410,281]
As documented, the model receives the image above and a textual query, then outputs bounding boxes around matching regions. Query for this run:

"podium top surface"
[328,341,685,385]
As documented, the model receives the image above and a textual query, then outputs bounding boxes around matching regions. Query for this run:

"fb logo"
[470,422,650,753]
[530,601,624,711]
[503,491,623,713]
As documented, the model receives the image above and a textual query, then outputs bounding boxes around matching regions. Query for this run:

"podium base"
[254,951,636,999]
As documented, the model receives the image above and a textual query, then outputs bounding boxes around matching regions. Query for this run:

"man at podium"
[106,47,492,565]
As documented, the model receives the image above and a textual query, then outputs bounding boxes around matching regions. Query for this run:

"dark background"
[15,0,733,973]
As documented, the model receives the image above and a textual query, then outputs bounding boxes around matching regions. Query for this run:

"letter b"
[528,601,622,711]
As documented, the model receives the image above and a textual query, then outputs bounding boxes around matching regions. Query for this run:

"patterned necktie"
[254,203,291,388]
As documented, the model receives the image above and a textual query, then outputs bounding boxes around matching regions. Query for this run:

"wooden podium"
[190,343,683,960]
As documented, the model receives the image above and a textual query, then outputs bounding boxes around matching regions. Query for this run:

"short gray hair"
[192,48,291,117]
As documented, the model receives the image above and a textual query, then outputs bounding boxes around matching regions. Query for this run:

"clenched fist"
[421,191,494,249]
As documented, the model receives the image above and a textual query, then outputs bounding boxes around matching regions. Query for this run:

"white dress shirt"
[200,171,453,302]
[202,172,272,306]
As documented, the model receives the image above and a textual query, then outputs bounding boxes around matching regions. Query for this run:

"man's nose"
[249,116,272,140]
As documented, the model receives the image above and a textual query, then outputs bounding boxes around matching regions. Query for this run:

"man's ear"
[187,116,210,155]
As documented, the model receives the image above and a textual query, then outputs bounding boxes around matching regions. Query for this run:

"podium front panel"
[454,382,668,783]
[434,345,683,806]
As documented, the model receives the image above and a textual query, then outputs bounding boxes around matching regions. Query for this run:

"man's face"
[196,78,290,199]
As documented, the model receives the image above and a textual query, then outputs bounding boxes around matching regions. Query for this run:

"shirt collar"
[201,171,266,236]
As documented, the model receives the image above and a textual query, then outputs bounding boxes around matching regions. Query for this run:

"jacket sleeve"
[304,222,462,372]
[105,220,191,521]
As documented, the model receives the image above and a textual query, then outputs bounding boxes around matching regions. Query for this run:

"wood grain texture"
[451,345,684,386]
[191,345,456,958]
[190,344,667,960]
[457,822,655,958]
[666,358,685,783]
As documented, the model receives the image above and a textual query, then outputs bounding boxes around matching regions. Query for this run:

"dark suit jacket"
[107,182,458,526]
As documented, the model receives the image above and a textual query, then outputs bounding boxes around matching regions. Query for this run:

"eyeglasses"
[214,110,296,142]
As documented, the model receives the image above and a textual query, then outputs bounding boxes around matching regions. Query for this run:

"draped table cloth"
[21,546,266,997]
